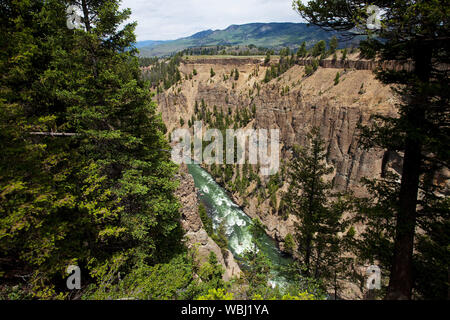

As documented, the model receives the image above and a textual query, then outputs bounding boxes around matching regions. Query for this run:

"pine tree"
[284,128,333,275]
[295,0,450,299]
[334,72,340,85]
[212,221,228,257]
[341,48,347,61]
[264,51,271,65]
[0,0,181,297]
[297,41,307,57]
[294,0,449,299]
[234,68,239,81]
[285,128,351,295]
[284,234,295,255]
[194,100,199,113]
[197,251,225,290]
[329,36,338,54]
[199,203,213,235]
[311,40,326,57]
[242,219,272,297]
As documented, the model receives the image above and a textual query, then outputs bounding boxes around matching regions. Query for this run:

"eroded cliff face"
[162,55,399,245]
[175,164,241,281]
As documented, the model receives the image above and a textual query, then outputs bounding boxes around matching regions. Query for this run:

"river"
[187,162,293,288]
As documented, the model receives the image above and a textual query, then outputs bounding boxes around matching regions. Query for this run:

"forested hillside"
[137,22,357,57]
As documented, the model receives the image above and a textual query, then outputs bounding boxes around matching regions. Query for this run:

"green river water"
[187,162,293,288]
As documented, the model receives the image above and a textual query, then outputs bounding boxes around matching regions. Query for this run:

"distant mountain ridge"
[134,40,167,49]
[137,22,354,57]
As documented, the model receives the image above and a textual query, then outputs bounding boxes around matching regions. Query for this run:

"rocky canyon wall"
[175,164,241,281]
[161,55,399,245]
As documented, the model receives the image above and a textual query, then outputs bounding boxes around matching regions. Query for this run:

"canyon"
[175,164,241,281]
[161,52,400,244]
[162,52,406,298]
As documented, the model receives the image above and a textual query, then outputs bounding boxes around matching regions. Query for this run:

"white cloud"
[119,0,304,41]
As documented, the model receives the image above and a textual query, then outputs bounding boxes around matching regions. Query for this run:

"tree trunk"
[304,181,315,275]
[81,0,91,32]
[81,0,98,77]
[448,267,450,300]
[334,269,338,300]
[304,233,312,275]
[386,136,421,299]
[386,45,432,300]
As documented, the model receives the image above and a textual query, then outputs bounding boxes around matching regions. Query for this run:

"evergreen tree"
[351,174,400,296]
[334,72,340,85]
[294,0,450,299]
[199,203,213,235]
[329,36,338,54]
[234,68,239,81]
[284,128,333,275]
[197,252,225,290]
[0,0,181,297]
[264,51,271,65]
[242,219,272,297]
[297,41,307,57]
[212,221,229,258]
[284,233,295,255]
[285,128,351,295]
[194,100,199,114]
[341,48,347,61]
[311,40,326,57]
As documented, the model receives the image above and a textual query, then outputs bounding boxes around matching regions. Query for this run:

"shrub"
[197,288,234,300]
[284,233,295,254]
[341,48,347,61]
[199,203,213,235]
[311,40,326,57]
[334,72,340,85]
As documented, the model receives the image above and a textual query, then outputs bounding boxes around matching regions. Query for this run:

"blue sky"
[120,0,305,41]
